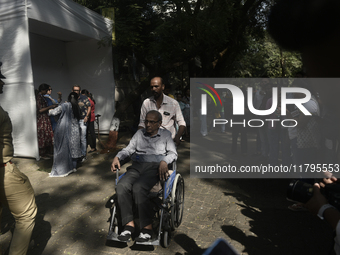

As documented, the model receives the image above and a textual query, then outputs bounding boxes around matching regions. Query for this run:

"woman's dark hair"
[68,92,81,120]
[38,83,50,92]
[82,89,96,104]
[89,93,96,104]
[81,89,89,97]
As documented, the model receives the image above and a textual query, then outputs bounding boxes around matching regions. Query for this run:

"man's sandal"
[135,229,153,242]
[118,226,134,242]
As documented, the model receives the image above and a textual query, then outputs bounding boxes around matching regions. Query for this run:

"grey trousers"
[116,161,159,229]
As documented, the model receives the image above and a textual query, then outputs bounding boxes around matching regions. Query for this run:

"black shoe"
[118,226,134,242]
[135,229,152,242]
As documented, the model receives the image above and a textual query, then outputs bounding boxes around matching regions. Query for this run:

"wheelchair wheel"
[161,230,171,248]
[170,174,185,230]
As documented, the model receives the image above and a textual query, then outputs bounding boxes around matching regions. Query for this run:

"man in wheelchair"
[111,110,177,243]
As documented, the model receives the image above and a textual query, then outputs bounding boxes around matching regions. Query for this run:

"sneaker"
[135,229,152,242]
[81,157,87,163]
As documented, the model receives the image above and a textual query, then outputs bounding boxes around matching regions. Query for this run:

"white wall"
[29,33,73,96]
[66,39,115,133]
[0,0,39,159]
[0,0,115,159]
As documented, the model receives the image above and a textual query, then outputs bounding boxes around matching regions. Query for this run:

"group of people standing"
[250,77,333,175]
[194,76,336,175]
[35,84,97,177]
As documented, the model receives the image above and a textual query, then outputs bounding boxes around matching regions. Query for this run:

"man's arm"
[110,131,139,171]
[159,131,178,180]
[163,131,178,164]
[305,182,340,230]
[173,100,186,146]
[84,105,91,123]
[138,100,147,129]
[84,97,91,123]
[174,125,186,146]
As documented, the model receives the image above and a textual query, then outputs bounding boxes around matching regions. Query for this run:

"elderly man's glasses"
[144,120,159,125]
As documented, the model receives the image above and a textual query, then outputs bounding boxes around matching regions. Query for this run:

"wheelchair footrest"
[135,237,160,246]
[107,231,131,243]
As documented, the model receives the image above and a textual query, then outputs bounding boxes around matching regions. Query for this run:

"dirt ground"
[0,127,335,255]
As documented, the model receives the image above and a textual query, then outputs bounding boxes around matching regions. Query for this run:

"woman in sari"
[48,92,82,177]
[36,83,56,158]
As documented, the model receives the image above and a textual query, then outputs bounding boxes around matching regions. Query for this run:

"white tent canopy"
[0,0,115,159]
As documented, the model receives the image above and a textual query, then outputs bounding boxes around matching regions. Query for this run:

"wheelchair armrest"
[162,170,176,201]
[119,157,131,167]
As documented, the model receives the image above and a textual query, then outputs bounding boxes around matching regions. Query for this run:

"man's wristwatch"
[318,204,336,220]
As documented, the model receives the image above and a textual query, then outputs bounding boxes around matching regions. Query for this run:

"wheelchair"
[106,160,185,247]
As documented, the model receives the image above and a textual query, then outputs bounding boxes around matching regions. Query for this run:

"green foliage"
[73,0,302,78]
[73,0,303,118]
[233,34,302,77]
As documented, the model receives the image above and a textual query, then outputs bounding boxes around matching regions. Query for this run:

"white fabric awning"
[0,0,115,159]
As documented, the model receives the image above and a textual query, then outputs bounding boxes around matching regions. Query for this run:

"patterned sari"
[36,93,53,155]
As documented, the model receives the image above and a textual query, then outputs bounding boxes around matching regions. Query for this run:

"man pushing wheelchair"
[111,110,177,243]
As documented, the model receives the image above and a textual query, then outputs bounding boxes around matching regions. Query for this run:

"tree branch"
[193,0,203,15]
[182,0,192,15]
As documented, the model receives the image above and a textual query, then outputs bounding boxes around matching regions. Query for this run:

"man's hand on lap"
[159,161,169,181]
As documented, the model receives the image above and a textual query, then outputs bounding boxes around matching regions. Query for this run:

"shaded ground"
[0,127,334,255]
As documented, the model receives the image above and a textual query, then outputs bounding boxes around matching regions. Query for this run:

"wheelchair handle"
[114,165,120,180]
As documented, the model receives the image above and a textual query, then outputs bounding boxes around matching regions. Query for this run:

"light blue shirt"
[116,128,177,164]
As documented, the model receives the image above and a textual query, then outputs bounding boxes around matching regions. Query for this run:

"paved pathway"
[0,130,334,255]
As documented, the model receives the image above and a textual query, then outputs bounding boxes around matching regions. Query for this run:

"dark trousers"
[116,162,159,229]
[86,121,96,149]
